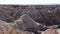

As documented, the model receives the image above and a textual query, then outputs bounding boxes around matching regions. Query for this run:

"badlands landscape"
[0,5,60,34]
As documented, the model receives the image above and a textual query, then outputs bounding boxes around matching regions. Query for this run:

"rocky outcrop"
[41,29,58,34]
[0,20,35,34]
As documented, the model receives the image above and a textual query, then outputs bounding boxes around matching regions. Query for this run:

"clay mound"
[16,14,39,30]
